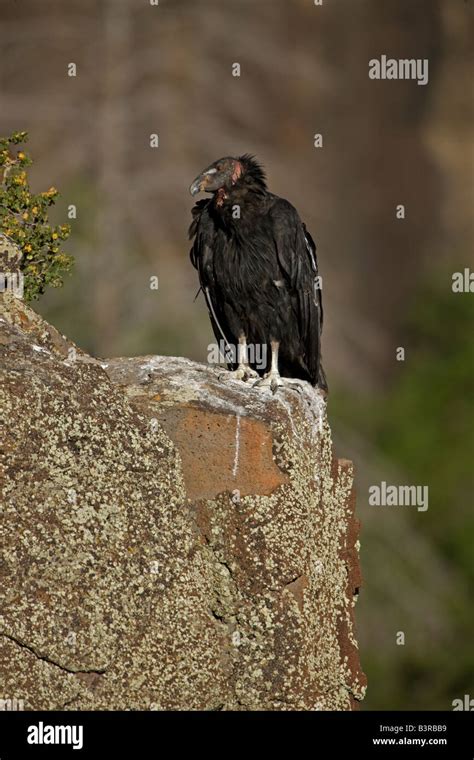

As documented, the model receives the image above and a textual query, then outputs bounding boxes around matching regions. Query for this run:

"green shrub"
[0,131,73,300]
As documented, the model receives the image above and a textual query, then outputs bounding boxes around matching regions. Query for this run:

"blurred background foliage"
[0,0,472,709]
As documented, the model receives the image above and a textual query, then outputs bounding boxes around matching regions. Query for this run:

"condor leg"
[220,334,259,382]
[254,340,307,394]
[253,340,285,392]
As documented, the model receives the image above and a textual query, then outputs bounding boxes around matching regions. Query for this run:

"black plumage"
[188,154,327,392]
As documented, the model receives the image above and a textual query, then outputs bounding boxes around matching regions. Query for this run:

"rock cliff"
[0,293,366,710]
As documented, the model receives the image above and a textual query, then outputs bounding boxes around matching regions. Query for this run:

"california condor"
[189,154,327,393]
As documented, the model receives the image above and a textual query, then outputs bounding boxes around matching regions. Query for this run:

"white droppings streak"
[232,414,241,478]
[318,407,324,434]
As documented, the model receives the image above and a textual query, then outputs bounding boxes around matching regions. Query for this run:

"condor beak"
[189,177,203,196]
[189,167,218,196]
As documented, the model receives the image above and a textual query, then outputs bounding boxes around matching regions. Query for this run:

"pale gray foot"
[253,370,283,393]
[219,364,259,382]
[253,372,307,394]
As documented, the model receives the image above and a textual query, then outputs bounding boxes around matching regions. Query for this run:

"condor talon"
[219,366,257,383]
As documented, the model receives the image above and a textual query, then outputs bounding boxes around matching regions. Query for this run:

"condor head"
[189,157,243,196]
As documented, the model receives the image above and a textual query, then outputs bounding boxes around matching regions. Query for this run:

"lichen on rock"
[0,294,366,710]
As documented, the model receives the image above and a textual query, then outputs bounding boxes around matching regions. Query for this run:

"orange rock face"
[156,405,288,500]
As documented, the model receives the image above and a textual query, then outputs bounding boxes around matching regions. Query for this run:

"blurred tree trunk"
[94,0,131,356]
